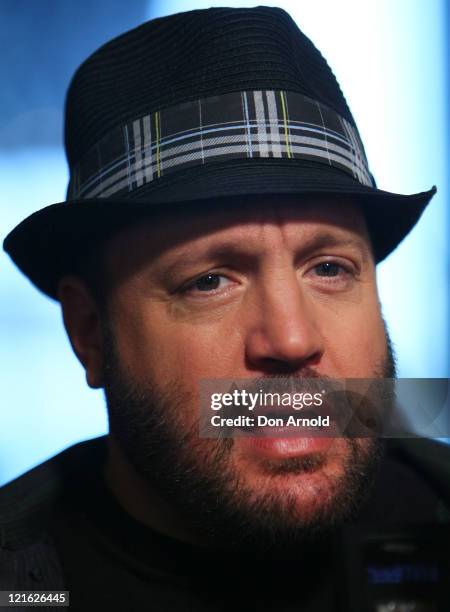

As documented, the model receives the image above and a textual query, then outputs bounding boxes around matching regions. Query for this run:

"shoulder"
[0,436,107,589]
[388,437,450,509]
[359,437,450,525]
[0,436,107,552]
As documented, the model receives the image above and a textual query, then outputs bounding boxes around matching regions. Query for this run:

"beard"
[102,321,396,556]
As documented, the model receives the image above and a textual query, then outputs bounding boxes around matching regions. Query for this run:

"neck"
[103,434,208,547]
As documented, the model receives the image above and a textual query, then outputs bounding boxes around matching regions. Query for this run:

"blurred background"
[1,0,449,486]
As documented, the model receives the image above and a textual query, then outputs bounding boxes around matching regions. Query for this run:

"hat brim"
[3,160,436,299]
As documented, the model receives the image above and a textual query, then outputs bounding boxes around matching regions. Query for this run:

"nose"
[244,270,324,374]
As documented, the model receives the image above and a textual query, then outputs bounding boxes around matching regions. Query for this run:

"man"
[2,7,449,611]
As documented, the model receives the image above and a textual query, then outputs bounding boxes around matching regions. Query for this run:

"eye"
[183,273,233,294]
[306,259,356,289]
[313,262,344,277]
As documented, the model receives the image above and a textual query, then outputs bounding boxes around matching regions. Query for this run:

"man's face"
[100,197,392,551]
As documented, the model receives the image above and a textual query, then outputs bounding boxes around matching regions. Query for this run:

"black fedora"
[4,6,436,299]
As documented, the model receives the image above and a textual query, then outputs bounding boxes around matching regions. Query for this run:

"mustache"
[225,369,327,396]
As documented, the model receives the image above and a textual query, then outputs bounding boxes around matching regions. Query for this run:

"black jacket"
[0,436,449,611]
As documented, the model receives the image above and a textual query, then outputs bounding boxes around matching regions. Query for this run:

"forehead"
[105,196,370,267]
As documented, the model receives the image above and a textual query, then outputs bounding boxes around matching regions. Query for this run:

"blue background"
[1,0,448,486]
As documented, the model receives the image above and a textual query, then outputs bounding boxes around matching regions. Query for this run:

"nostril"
[246,352,322,375]
[260,358,300,374]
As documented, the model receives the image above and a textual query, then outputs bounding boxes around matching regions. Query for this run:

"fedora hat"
[4,6,436,299]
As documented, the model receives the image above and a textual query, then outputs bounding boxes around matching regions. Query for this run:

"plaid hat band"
[69,89,375,200]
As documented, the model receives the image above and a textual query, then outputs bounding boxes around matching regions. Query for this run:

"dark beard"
[102,321,396,556]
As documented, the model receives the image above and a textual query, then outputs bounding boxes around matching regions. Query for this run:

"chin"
[231,438,356,521]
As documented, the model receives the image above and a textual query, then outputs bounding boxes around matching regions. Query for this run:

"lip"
[231,408,340,459]
[236,434,335,459]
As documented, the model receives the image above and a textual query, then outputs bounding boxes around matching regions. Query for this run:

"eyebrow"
[300,232,371,259]
[160,231,371,274]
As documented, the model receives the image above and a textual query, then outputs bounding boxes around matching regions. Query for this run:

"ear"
[58,276,105,389]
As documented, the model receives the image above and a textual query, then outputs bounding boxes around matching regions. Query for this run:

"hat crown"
[64,6,355,169]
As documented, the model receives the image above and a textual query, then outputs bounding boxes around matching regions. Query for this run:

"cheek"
[111,306,240,384]
[321,298,387,376]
